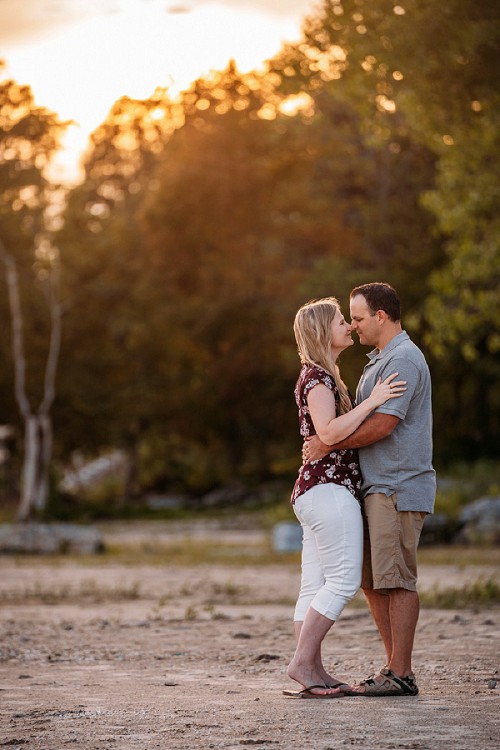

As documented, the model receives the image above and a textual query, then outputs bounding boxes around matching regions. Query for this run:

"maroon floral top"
[291,365,361,504]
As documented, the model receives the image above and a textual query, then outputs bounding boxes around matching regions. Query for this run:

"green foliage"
[422,116,500,361]
[273,0,500,342]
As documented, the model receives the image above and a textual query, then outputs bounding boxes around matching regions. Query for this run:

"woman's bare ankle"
[287,659,325,688]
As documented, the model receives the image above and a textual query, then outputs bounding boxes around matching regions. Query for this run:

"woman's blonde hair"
[293,297,352,415]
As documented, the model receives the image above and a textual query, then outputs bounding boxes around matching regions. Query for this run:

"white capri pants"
[293,482,363,622]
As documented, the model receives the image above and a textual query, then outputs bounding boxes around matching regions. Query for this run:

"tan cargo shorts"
[361,492,427,592]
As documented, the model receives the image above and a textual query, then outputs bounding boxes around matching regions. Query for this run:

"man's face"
[349,294,380,347]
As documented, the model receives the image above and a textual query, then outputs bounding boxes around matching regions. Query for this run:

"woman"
[284,297,406,699]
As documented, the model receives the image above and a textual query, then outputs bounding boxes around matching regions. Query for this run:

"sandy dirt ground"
[0,522,499,750]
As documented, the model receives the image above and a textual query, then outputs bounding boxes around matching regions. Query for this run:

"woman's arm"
[307,374,405,446]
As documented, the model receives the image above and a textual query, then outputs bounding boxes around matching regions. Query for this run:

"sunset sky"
[0,0,317,183]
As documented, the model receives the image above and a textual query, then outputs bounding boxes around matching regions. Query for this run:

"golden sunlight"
[2,1,315,184]
[279,92,314,117]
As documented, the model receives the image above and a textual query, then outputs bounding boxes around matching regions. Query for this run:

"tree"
[0,238,62,519]
[0,66,66,519]
[54,89,180,500]
[271,0,500,355]
[269,4,441,306]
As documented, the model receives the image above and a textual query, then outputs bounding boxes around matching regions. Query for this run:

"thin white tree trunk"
[34,413,53,511]
[1,238,61,521]
[40,266,62,415]
[17,415,38,521]
[1,248,30,418]
[34,268,61,513]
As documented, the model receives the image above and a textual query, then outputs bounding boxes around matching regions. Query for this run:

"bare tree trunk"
[1,249,30,417]
[35,267,61,513]
[35,414,53,511]
[0,238,62,522]
[17,415,38,521]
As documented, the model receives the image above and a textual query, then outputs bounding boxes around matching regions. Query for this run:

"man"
[304,282,435,696]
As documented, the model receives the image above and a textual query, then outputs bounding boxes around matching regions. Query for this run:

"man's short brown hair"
[350,283,401,322]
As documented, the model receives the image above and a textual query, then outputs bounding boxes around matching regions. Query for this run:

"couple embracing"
[284,283,436,699]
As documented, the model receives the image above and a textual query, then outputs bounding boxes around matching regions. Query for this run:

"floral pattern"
[291,365,361,504]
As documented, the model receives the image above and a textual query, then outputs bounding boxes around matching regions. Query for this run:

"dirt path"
[1,549,499,750]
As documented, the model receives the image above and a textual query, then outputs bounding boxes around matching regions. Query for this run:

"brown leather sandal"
[340,667,419,697]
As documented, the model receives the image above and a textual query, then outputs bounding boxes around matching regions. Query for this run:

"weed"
[210,581,246,598]
[184,605,198,620]
[202,604,229,620]
[420,577,500,609]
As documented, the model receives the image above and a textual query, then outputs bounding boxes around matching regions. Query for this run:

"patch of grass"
[420,578,500,609]
[207,580,247,600]
[100,540,301,567]
[418,545,500,567]
[0,578,141,605]
[99,539,500,569]
[7,540,497,569]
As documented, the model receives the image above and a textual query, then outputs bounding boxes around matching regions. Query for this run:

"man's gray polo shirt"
[356,331,436,513]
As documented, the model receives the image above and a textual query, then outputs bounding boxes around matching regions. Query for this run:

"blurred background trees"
[1,0,499,519]
[0,67,66,518]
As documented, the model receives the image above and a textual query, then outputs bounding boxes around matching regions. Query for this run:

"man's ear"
[376,309,388,325]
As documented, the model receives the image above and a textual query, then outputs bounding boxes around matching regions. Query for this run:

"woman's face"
[330,310,354,353]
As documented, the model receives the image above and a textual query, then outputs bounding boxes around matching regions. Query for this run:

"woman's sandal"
[326,681,349,689]
[340,667,419,697]
[283,685,345,699]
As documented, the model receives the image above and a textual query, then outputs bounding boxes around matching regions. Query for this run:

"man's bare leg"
[387,588,420,676]
[363,587,419,677]
[363,588,393,665]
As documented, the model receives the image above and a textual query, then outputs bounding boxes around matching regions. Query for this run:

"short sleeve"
[375,358,420,419]
[302,368,336,401]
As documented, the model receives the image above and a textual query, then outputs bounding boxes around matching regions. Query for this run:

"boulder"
[0,523,104,554]
[455,496,500,545]
[420,513,460,545]
[272,521,302,552]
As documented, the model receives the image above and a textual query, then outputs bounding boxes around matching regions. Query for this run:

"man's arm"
[330,412,400,449]
[304,413,400,461]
